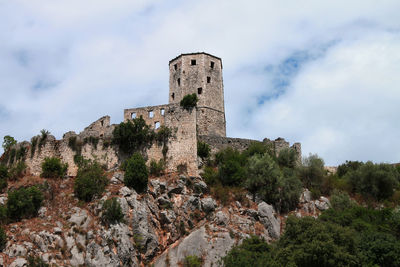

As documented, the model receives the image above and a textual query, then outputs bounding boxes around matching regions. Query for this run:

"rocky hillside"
[0,169,328,267]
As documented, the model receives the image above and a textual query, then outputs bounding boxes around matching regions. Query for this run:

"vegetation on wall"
[41,157,68,178]
[149,159,165,177]
[180,93,198,110]
[197,141,211,160]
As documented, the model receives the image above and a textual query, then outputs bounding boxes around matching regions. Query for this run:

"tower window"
[149,111,154,118]
[131,112,136,119]
[191,59,196,65]
[198,87,203,95]
[207,76,211,83]
[174,64,177,70]
[210,61,215,69]
[100,120,104,126]
[177,78,180,86]
[171,93,175,100]
[155,121,160,129]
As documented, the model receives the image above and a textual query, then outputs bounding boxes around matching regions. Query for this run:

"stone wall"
[198,135,302,161]
[123,104,169,130]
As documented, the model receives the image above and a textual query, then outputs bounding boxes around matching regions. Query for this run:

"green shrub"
[101,197,124,225]
[242,142,273,159]
[216,147,246,186]
[27,256,49,267]
[8,161,26,180]
[201,166,219,186]
[2,135,17,151]
[30,136,38,157]
[276,148,298,169]
[0,227,6,251]
[222,235,273,267]
[278,167,303,213]
[15,146,27,161]
[124,153,148,193]
[337,160,364,177]
[197,141,211,160]
[345,162,399,200]
[112,117,154,155]
[0,205,7,224]
[38,129,50,152]
[41,157,68,178]
[149,159,165,177]
[329,190,354,211]
[246,153,282,203]
[180,93,198,110]
[183,255,202,267]
[83,136,99,149]
[297,154,326,192]
[7,186,44,221]
[155,125,172,144]
[74,161,108,202]
[0,165,7,192]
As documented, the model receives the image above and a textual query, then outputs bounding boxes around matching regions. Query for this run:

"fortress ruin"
[2,52,301,176]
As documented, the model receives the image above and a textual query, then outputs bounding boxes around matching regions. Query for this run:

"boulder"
[258,202,280,239]
[68,207,91,229]
[6,244,27,257]
[201,197,216,213]
[9,258,27,267]
[215,211,229,226]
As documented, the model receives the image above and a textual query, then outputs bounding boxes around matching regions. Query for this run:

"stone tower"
[169,52,226,137]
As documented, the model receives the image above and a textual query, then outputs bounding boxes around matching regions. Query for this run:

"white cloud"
[0,0,400,165]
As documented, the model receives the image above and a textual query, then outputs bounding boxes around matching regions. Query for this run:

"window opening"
[100,120,104,126]
[131,112,136,119]
[177,78,180,86]
[191,59,196,65]
[160,108,165,116]
[174,64,177,70]
[171,93,175,100]
[207,76,211,83]
[155,121,160,129]
[149,111,154,118]
[198,87,203,95]
[210,61,215,69]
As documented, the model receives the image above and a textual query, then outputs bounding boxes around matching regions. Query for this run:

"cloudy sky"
[1,0,400,165]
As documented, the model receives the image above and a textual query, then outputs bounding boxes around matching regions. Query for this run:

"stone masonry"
[3,52,301,176]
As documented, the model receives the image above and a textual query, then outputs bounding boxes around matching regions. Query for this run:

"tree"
[277,148,298,169]
[124,153,148,193]
[216,147,246,186]
[297,154,326,195]
[112,117,154,155]
[2,135,17,151]
[246,153,282,202]
[197,141,211,160]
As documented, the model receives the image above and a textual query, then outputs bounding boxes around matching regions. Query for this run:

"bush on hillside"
[242,142,274,159]
[337,160,364,177]
[277,167,303,213]
[180,93,198,110]
[112,117,154,155]
[345,162,399,200]
[7,186,44,221]
[276,148,298,169]
[124,153,148,193]
[246,153,282,203]
[0,165,8,192]
[41,157,68,178]
[197,141,211,160]
[74,161,108,202]
[8,161,26,181]
[297,154,326,196]
[101,197,124,225]
[216,147,246,186]
[201,166,219,186]
[0,227,6,251]
[183,255,202,267]
[149,159,165,177]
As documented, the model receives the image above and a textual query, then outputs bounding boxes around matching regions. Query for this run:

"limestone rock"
[120,186,134,197]
[300,189,312,203]
[201,197,216,213]
[6,244,27,257]
[315,197,330,211]
[68,207,91,229]
[70,245,85,266]
[9,258,27,267]
[258,202,280,239]
[38,207,47,218]
[215,211,229,226]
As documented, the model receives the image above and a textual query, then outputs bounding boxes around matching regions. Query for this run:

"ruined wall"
[198,135,302,161]
[196,107,226,137]
[124,104,169,130]
[5,116,119,177]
